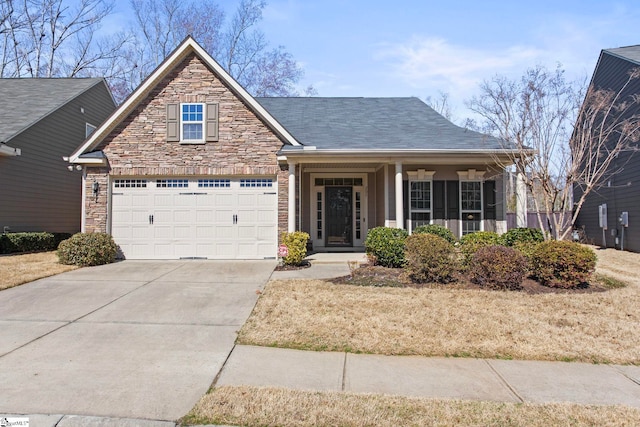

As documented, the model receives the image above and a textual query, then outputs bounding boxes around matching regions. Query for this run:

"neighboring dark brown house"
[574,46,640,251]
[69,37,523,260]
[0,79,115,234]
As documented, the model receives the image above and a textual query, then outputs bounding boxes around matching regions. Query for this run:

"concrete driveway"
[0,260,275,421]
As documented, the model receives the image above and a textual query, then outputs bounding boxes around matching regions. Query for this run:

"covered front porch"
[281,152,527,252]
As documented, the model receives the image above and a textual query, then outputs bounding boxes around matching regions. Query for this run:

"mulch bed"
[331,265,609,294]
[274,260,312,271]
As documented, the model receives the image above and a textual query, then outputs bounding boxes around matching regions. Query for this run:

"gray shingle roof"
[605,45,640,65]
[256,97,505,151]
[0,78,104,143]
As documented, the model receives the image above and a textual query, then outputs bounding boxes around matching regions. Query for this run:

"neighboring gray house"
[68,37,523,259]
[574,46,640,251]
[0,78,115,234]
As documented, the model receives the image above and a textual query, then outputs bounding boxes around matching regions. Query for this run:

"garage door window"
[114,179,147,188]
[240,178,273,188]
[198,179,230,188]
[156,179,188,188]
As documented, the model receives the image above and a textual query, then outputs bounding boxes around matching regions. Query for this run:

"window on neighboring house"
[461,181,482,235]
[181,103,204,142]
[85,123,96,138]
[409,180,432,232]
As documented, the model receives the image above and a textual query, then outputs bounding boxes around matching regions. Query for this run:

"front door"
[326,186,352,247]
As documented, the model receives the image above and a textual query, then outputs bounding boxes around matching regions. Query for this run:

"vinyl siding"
[0,82,115,233]
[575,51,640,251]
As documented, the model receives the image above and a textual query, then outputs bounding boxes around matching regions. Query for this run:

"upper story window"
[181,103,204,142]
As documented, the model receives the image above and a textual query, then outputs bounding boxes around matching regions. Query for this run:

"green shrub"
[280,231,310,266]
[404,233,457,283]
[0,232,61,254]
[57,233,118,266]
[512,241,541,274]
[364,227,408,268]
[530,241,597,288]
[469,245,527,290]
[459,231,502,266]
[412,224,456,244]
[501,227,544,247]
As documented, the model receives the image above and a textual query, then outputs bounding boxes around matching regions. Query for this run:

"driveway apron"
[0,260,275,421]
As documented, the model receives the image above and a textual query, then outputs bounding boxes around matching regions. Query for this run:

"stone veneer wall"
[84,52,289,238]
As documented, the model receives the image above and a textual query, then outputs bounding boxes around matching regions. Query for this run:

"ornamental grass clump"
[57,232,118,266]
[365,227,408,268]
[404,233,457,283]
[280,231,310,266]
[531,241,597,288]
[469,245,527,290]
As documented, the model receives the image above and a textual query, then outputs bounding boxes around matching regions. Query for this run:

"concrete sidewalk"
[217,345,640,408]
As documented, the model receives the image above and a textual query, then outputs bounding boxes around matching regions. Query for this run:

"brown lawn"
[0,251,77,290]
[238,246,640,364]
[182,385,640,427]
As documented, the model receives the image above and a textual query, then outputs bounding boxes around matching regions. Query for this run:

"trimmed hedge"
[412,224,456,244]
[459,231,502,266]
[404,233,457,283]
[530,241,597,288]
[57,233,118,266]
[0,232,71,254]
[280,231,310,266]
[469,245,527,290]
[365,227,408,268]
[501,227,545,247]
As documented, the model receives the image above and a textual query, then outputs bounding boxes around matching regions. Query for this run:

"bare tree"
[467,65,640,240]
[128,0,310,99]
[425,91,453,120]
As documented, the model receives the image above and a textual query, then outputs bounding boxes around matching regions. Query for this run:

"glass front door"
[326,186,352,246]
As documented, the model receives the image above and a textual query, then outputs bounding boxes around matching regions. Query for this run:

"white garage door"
[111,177,278,259]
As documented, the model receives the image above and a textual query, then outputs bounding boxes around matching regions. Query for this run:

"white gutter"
[0,143,21,156]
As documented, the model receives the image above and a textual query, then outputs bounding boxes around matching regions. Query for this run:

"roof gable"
[0,78,107,143]
[604,45,640,66]
[70,36,299,163]
[257,97,506,151]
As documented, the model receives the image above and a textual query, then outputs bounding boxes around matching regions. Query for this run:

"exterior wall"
[85,53,287,235]
[0,82,115,233]
[375,167,385,227]
[575,52,640,251]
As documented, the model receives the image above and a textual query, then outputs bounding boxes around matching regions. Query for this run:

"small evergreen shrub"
[469,245,527,290]
[280,231,310,266]
[459,231,502,266]
[404,233,457,283]
[364,227,408,268]
[57,233,118,266]
[0,232,61,254]
[512,241,541,274]
[501,227,544,247]
[412,224,456,244]
[530,241,597,288]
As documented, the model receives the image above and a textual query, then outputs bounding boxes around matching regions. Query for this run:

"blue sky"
[110,0,640,121]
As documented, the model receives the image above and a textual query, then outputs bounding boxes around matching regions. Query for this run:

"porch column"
[384,164,390,227]
[516,171,527,228]
[288,161,296,232]
[395,161,404,229]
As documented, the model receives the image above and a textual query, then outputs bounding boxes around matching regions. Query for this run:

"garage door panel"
[111,177,277,259]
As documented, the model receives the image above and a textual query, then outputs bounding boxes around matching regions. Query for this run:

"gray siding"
[575,51,640,251]
[0,81,115,233]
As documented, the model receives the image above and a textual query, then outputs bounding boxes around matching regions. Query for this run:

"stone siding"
[85,53,288,235]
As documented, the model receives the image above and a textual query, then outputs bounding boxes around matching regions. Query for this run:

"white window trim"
[180,102,205,144]
[406,170,435,234]
[457,170,485,236]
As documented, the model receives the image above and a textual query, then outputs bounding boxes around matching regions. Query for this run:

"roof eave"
[0,143,21,156]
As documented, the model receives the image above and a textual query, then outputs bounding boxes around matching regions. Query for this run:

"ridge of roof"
[603,45,640,66]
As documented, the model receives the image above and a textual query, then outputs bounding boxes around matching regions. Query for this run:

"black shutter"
[484,181,497,220]
[433,181,445,220]
[447,181,459,220]
[403,180,409,225]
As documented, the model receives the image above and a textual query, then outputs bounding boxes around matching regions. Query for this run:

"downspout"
[81,167,87,233]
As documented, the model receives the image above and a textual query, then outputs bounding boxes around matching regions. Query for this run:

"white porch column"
[384,164,390,227]
[516,171,527,228]
[395,161,404,229]
[288,161,296,232]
